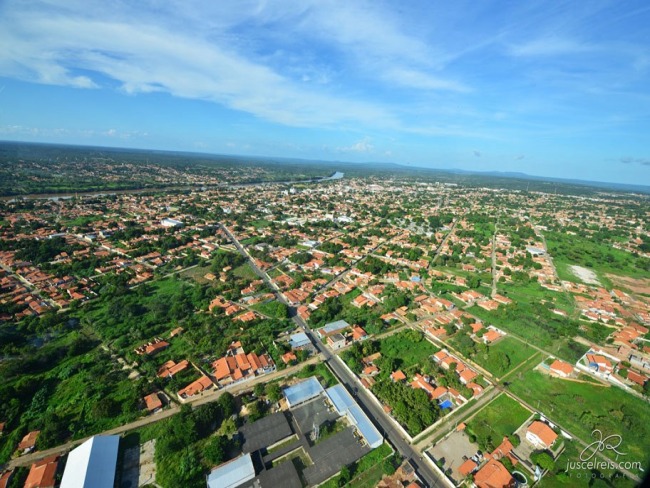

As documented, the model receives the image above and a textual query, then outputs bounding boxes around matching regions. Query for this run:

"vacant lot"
[466,393,531,452]
[509,369,650,476]
[378,329,439,370]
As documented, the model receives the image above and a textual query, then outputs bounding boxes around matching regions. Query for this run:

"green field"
[378,329,439,370]
[466,393,531,452]
[509,369,650,475]
[448,334,537,378]
[233,263,258,279]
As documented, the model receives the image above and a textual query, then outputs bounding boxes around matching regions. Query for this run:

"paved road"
[221,223,448,487]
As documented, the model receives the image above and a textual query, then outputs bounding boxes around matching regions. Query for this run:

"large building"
[60,435,120,488]
[206,453,256,488]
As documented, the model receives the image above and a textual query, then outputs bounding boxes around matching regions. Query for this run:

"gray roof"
[283,377,324,407]
[320,319,350,335]
[289,332,311,348]
[207,453,256,488]
[60,435,120,488]
[240,412,293,453]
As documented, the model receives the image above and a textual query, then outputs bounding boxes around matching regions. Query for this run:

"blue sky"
[1,0,649,184]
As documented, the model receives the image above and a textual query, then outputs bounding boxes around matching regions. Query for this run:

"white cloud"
[339,137,374,153]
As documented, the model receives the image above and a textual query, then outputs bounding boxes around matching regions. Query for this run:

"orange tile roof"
[473,458,514,488]
[24,456,59,488]
[17,431,40,451]
[550,359,574,376]
[144,393,163,412]
[527,421,558,447]
[391,370,406,382]
[458,458,478,476]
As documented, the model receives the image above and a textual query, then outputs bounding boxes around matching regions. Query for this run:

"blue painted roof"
[325,384,355,415]
[289,332,311,348]
[206,454,255,488]
[283,377,324,407]
[325,385,383,449]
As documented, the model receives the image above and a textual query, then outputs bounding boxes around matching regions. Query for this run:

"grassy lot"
[233,263,258,280]
[447,334,537,378]
[378,329,439,370]
[294,362,338,388]
[179,264,213,284]
[466,393,531,452]
[509,369,650,475]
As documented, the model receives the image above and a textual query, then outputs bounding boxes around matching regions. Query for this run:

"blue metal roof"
[289,332,311,348]
[325,384,355,415]
[283,377,324,407]
[348,404,383,449]
[440,399,453,409]
[325,385,383,449]
[206,453,255,488]
[321,319,350,334]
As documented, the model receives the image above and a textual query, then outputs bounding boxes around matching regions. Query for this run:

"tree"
[266,383,282,403]
[204,435,230,466]
[253,383,265,397]
[531,451,555,471]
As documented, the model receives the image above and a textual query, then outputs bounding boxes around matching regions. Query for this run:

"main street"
[221,223,449,487]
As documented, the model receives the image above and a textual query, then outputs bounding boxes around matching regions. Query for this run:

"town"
[0,152,649,488]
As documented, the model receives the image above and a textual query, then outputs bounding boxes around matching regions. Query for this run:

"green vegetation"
[466,393,531,452]
[509,369,650,475]
[372,379,441,435]
[546,231,650,277]
[449,333,536,377]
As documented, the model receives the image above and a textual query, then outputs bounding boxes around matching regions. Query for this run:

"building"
[473,458,514,488]
[317,319,349,338]
[160,218,184,228]
[25,455,59,488]
[282,377,324,408]
[327,333,347,350]
[17,430,40,454]
[289,332,311,350]
[143,392,163,413]
[325,385,383,448]
[526,421,558,449]
[549,359,574,378]
[60,435,120,488]
[206,453,256,488]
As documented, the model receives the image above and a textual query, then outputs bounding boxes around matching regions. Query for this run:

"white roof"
[206,453,255,488]
[60,435,120,488]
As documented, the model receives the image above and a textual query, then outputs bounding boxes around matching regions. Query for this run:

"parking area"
[428,430,479,484]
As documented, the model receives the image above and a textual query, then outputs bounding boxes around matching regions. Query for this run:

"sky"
[1,0,649,185]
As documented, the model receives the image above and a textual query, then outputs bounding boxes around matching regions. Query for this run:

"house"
[391,370,406,382]
[157,359,189,378]
[281,351,297,364]
[526,421,558,449]
[143,393,163,413]
[411,373,436,398]
[473,458,514,488]
[458,459,478,478]
[289,332,311,350]
[483,329,502,344]
[549,359,574,378]
[0,470,14,488]
[25,455,59,488]
[178,376,214,398]
[327,333,347,350]
[626,370,647,387]
[17,430,40,454]
[317,319,350,338]
[586,353,613,374]
[144,341,169,355]
[351,325,368,341]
